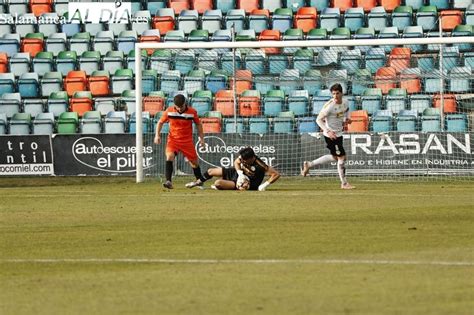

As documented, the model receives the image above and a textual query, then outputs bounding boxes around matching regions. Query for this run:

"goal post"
[135,36,474,183]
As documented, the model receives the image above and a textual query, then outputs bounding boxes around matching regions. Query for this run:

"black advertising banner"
[53,134,159,176]
[0,135,54,175]
[301,132,473,176]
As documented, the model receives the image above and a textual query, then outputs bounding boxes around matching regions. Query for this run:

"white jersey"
[316,98,349,138]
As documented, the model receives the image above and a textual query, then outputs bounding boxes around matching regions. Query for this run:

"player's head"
[330,83,343,102]
[173,94,186,109]
[239,147,256,164]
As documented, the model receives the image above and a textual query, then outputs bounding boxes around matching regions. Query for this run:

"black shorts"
[324,136,346,157]
[221,167,262,191]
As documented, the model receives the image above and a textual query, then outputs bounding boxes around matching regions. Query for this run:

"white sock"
[337,159,348,185]
[308,155,335,168]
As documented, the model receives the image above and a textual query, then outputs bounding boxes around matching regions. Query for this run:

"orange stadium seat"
[191,0,213,13]
[331,0,352,13]
[375,67,398,94]
[30,0,53,17]
[152,9,176,35]
[214,90,236,116]
[400,68,422,94]
[21,33,44,57]
[169,0,190,14]
[440,10,463,31]
[230,70,253,95]
[70,91,93,117]
[355,0,377,12]
[140,30,161,55]
[143,95,165,116]
[88,72,110,97]
[347,110,369,132]
[201,117,222,133]
[64,70,88,96]
[239,95,261,117]
[379,0,401,12]
[294,7,318,33]
[0,53,7,73]
[258,29,281,54]
[237,0,259,14]
[433,94,457,113]
[388,47,411,73]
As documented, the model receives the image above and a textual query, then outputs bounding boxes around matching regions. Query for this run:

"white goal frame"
[135,36,474,183]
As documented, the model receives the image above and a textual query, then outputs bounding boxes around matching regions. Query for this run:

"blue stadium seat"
[364,47,386,74]
[368,6,388,32]
[249,9,270,34]
[93,31,115,56]
[402,26,424,53]
[284,0,306,12]
[309,0,329,11]
[32,51,54,76]
[18,73,39,98]
[268,54,290,74]
[69,32,91,56]
[160,70,181,94]
[32,112,55,135]
[191,90,212,116]
[263,90,285,117]
[79,51,101,75]
[416,5,437,32]
[421,108,441,132]
[445,113,468,132]
[303,69,323,96]
[45,32,67,57]
[224,118,245,133]
[262,0,283,13]
[352,69,372,96]
[142,70,159,95]
[288,90,309,116]
[385,88,407,114]
[245,49,266,75]
[183,69,205,95]
[132,10,152,35]
[340,49,362,75]
[104,111,127,134]
[178,9,199,34]
[320,7,340,32]
[38,13,59,37]
[129,111,151,134]
[0,73,15,95]
[9,112,31,135]
[442,46,461,72]
[396,109,418,132]
[279,69,301,95]
[80,111,102,134]
[272,8,293,32]
[46,91,68,118]
[371,110,393,132]
[361,88,382,115]
[293,49,314,73]
[404,0,424,10]
[312,90,331,115]
[23,99,44,117]
[117,31,138,55]
[344,7,365,32]
[297,116,318,133]
[94,97,116,116]
[353,27,376,53]
[150,49,172,74]
[392,6,413,30]
[205,70,228,94]
[377,26,399,53]
[0,93,22,119]
[248,117,269,134]
[174,50,196,74]
[409,94,431,114]
[112,69,134,95]
[127,49,148,74]
[0,33,20,57]
[202,9,223,34]
[10,52,31,77]
[273,116,294,133]
[221,50,242,75]
[424,69,447,93]
[225,9,246,32]
[317,47,338,66]
[449,66,471,93]
[215,0,235,14]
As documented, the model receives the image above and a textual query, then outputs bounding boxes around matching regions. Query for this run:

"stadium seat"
[104,111,127,134]
[211,30,233,55]
[37,12,58,36]
[361,88,383,115]
[421,107,441,132]
[80,110,102,134]
[433,94,457,113]
[297,116,318,133]
[142,92,165,118]
[32,51,53,76]
[141,69,158,96]
[0,73,15,95]
[371,110,393,132]
[93,31,115,56]
[379,0,400,12]
[230,69,253,95]
[385,88,407,114]
[319,7,340,32]
[44,32,66,57]
[396,109,418,132]
[282,28,304,54]
[424,69,447,93]
[445,113,468,132]
[244,49,266,75]
[402,26,424,53]
[117,31,138,55]
[205,70,227,94]
[79,51,101,75]
[150,49,172,74]
[262,0,283,13]
[309,0,329,11]
[56,50,77,76]
[23,98,44,117]
[177,9,199,34]
[416,53,435,72]
[9,112,31,135]
[409,94,431,114]
[202,9,223,34]
[467,5,474,26]
[449,66,471,93]
[190,90,212,116]
[368,6,388,32]
[224,117,245,133]
[225,9,246,33]
[46,91,68,117]
[152,8,176,35]
[284,0,306,12]
[270,8,292,33]
[351,69,372,96]
[32,112,55,135]
[355,0,377,12]
[147,0,167,13]
[201,117,222,133]
[84,21,105,38]
[94,97,116,116]
[453,0,472,8]
[288,90,309,116]
[344,7,365,32]
[64,70,87,97]
[442,46,461,72]
[388,47,411,73]
[293,48,314,73]
[159,70,181,94]
[279,69,301,95]
[140,29,162,55]
[327,69,348,94]
[69,32,91,57]
[392,6,413,30]
[21,33,44,57]
[112,68,134,95]
[416,6,437,32]
[0,52,7,73]
[440,10,462,32]
[273,116,295,133]
[132,10,152,35]
[40,71,62,98]
[18,72,39,98]
[89,70,111,97]
[347,110,369,132]
[197,49,218,72]
[377,26,399,53]
[249,9,270,34]
[16,14,36,38]
[175,50,196,74]
[60,12,81,37]
[239,90,261,117]
[400,68,422,94]
[129,111,152,134]
[0,93,21,119]
[191,0,213,14]
[452,25,473,52]
[57,111,79,134]
[340,49,362,75]
[214,90,235,116]
[248,117,269,134]
[0,33,20,57]
[263,89,285,117]
[311,90,331,115]
[183,69,205,95]
[375,67,397,94]
[70,91,93,117]
[317,47,338,66]
[10,52,31,77]
[119,90,137,115]
[169,0,191,14]
[258,30,281,55]
[294,7,317,33]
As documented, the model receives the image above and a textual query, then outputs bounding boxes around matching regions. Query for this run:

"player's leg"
[212,179,237,190]
[163,149,176,189]
[333,138,355,189]
[181,143,207,188]
[301,136,336,176]
[186,167,224,188]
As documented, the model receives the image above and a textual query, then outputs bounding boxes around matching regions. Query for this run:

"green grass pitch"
[1,177,473,314]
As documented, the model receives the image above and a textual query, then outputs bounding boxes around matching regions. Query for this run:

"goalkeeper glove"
[258,181,270,191]
[236,170,248,185]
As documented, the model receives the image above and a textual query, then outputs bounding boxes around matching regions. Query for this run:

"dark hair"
[239,147,256,160]
[330,83,343,93]
[174,94,186,107]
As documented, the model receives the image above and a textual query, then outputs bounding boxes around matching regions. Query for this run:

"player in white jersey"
[301,83,355,189]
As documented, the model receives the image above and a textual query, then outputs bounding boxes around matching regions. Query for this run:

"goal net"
[134,35,474,183]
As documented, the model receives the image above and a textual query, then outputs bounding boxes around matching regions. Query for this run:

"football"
[236,178,250,191]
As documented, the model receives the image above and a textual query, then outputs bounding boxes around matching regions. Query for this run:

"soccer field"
[1,177,473,314]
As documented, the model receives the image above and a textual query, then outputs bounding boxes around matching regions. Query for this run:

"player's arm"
[154,112,167,144]
[233,156,248,184]
[316,101,337,139]
[343,105,352,126]
[193,114,205,146]
[258,166,280,191]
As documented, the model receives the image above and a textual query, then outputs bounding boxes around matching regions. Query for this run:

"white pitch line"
[1,258,473,267]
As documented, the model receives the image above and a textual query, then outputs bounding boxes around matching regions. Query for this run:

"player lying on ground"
[301,83,355,190]
[154,94,206,189]
[186,147,280,191]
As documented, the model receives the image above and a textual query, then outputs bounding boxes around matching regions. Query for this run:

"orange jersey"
[159,105,200,143]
